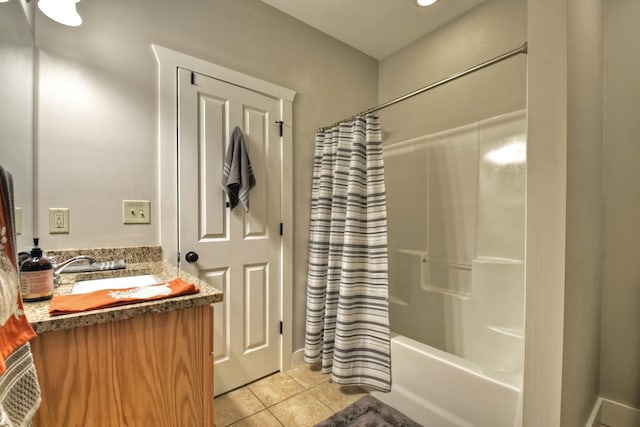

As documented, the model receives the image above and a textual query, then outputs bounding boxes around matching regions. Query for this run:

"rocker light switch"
[123,200,151,224]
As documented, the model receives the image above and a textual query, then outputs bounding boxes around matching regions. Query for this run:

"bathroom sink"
[71,274,161,295]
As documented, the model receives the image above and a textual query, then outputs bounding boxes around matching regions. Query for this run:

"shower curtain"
[304,114,391,392]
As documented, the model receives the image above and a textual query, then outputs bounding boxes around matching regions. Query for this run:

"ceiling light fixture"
[415,0,439,7]
[38,0,82,27]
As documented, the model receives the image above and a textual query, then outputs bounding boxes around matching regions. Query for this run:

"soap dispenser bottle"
[20,238,54,301]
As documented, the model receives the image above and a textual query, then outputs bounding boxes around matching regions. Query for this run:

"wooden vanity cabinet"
[30,304,214,427]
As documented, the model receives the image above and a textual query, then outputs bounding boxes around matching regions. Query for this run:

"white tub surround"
[382,111,526,426]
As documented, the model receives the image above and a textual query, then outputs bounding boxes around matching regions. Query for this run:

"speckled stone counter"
[23,247,223,334]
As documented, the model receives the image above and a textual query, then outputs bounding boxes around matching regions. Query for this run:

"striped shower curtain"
[304,114,391,392]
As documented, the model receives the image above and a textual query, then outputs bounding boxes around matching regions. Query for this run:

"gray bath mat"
[315,395,422,427]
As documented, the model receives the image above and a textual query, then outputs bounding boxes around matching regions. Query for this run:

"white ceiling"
[260,0,486,60]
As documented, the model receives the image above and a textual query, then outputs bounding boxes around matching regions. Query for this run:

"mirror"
[0,0,34,250]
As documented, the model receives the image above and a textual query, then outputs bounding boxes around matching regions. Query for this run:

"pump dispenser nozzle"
[30,238,43,258]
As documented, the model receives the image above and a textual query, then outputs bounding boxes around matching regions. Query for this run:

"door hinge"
[279,321,283,335]
[279,223,283,236]
[275,120,284,137]
[190,71,195,85]
[177,251,180,264]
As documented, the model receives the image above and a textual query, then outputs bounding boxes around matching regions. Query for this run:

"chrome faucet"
[52,255,96,287]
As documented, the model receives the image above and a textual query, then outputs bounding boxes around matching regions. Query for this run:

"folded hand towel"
[48,277,199,316]
[222,127,256,211]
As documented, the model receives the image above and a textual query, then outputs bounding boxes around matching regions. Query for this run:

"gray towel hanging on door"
[222,127,256,211]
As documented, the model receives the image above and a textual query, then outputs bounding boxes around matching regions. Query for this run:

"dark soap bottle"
[20,238,54,301]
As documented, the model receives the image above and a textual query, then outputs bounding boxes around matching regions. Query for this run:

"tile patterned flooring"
[214,364,368,427]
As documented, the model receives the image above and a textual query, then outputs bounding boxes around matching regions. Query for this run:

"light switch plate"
[14,207,21,235]
[49,208,69,234]
[123,200,151,224]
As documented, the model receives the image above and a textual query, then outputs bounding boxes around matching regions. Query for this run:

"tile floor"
[214,364,368,427]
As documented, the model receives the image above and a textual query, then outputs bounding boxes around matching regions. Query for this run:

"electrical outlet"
[49,208,69,234]
[123,200,150,224]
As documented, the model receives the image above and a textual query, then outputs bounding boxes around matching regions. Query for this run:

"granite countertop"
[23,260,223,334]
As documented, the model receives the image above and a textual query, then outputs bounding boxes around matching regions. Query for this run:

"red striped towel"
[0,164,41,426]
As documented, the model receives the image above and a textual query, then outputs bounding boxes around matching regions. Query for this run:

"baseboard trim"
[290,348,305,368]
[587,397,640,427]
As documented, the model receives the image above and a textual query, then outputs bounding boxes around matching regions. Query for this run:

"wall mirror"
[0,0,34,250]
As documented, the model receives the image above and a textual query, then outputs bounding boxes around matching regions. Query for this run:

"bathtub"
[376,256,525,426]
[371,334,522,427]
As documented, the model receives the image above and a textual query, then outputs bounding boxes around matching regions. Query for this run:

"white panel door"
[178,68,282,396]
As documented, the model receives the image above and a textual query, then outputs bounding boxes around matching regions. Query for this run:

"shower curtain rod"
[318,42,528,132]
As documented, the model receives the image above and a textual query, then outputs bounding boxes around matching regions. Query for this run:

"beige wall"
[35,0,378,350]
[378,0,526,143]
[562,0,604,425]
[524,0,569,424]
[601,0,640,408]
[524,1,608,424]
[527,0,640,424]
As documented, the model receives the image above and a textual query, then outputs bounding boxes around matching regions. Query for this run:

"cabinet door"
[31,305,214,427]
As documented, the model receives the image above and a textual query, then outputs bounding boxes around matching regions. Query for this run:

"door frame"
[153,45,296,373]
